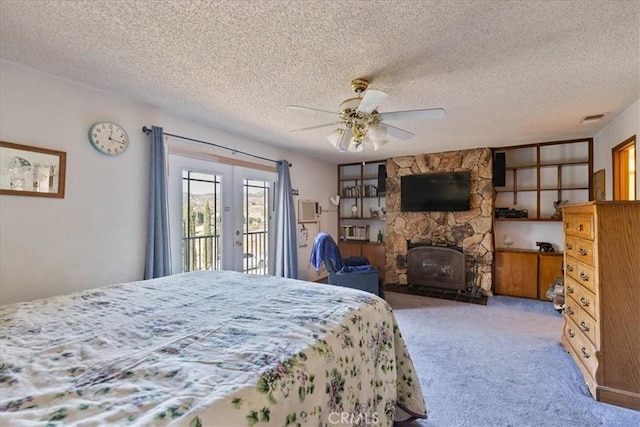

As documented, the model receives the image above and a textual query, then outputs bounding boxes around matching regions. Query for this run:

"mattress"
[0,270,427,426]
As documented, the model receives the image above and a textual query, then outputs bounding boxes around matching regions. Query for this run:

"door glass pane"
[243,179,269,275]
[182,171,221,272]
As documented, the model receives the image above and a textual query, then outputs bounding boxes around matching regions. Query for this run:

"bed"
[0,270,427,426]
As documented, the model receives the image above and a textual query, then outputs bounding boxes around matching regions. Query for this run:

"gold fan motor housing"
[350,78,369,94]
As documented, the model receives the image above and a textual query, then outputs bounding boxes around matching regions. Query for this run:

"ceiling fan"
[287,78,445,152]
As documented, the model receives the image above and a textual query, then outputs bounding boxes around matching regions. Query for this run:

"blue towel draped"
[309,232,374,273]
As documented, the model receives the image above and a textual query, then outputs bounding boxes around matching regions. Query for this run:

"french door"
[168,154,275,274]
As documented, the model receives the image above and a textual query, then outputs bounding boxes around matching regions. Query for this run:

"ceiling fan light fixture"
[372,138,389,151]
[326,128,343,146]
[348,140,364,153]
[288,77,445,153]
[369,123,387,139]
[337,127,353,152]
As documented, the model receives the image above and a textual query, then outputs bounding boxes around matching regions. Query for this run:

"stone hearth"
[384,147,495,295]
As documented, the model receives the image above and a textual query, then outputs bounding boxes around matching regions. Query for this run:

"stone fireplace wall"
[385,148,495,294]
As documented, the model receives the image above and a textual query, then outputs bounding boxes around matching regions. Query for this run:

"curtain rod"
[141,126,290,166]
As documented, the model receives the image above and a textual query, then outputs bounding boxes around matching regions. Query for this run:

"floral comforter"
[0,270,426,426]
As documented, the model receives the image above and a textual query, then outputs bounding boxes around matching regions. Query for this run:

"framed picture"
[593,169,605,201]
[0,141,66,198]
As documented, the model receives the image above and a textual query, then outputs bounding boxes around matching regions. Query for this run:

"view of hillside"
[184,189,268,235]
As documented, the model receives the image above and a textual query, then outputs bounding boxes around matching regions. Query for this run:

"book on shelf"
[339,224,370,241]
[342,185,378,198]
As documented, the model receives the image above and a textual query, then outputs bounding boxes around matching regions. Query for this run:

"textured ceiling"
[1,0,639,163]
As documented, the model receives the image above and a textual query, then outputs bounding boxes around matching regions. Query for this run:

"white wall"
[290,160,339,282]
[0,61,336,304]
[594,99,640,200]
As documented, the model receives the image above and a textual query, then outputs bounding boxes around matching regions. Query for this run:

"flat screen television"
[401,171,471,212]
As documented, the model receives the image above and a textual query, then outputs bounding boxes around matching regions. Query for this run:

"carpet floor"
[386,292,640,427]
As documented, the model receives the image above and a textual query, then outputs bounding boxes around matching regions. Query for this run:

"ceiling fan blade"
[357,89,388,114]
[379,122,414,140]
[380,108,446,121]
[286,105,337,115]
[289,122,339,132]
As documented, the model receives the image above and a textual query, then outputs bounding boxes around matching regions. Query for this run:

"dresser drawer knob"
[580,297,590,307]
[580,272,589,282]
[578,247,588,256]
[566,243,573,250]
[581,347,591,359]
[566,306,574,315]
[565,222,570,229]
[568,329,575,338]
[578,224,584,232]
[567,285,574,294]
[580,321,590,332]
[566,265,574,272]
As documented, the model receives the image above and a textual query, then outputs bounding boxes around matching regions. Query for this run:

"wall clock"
[88,121,129,156]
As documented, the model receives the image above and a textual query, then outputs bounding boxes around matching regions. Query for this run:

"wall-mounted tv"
[401,171,471,212]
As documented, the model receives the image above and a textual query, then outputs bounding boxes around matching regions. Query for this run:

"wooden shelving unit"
[338,160,387,280]
[494,138,593,220]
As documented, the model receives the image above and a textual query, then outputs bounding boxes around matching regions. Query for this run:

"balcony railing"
[243,230,268,275]
[182,230,268,275]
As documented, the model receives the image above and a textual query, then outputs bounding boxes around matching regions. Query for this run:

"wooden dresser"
[561,201,640,410]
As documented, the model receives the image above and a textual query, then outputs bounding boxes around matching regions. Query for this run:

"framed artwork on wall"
[0,141,67,198]
[593,169,605,201]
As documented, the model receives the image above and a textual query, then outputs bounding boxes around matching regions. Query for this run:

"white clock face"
[89,122,129,156]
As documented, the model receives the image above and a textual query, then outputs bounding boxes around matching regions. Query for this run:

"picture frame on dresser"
[0,141,67,198]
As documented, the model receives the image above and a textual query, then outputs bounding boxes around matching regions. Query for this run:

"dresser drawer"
[563,217,573,235]
[565,276,579,299]
[576,262,596,294]
[576,308,598,346]
[574,239,594,266]
[577,284,598,320]
[564,296,579,323]
[564,317,598,379]
[565,256,579,283]
[573,215,594,240]
[564,236,577,258]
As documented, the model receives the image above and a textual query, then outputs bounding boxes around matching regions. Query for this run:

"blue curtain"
[274,160,298,278]
[144,126,171,279]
